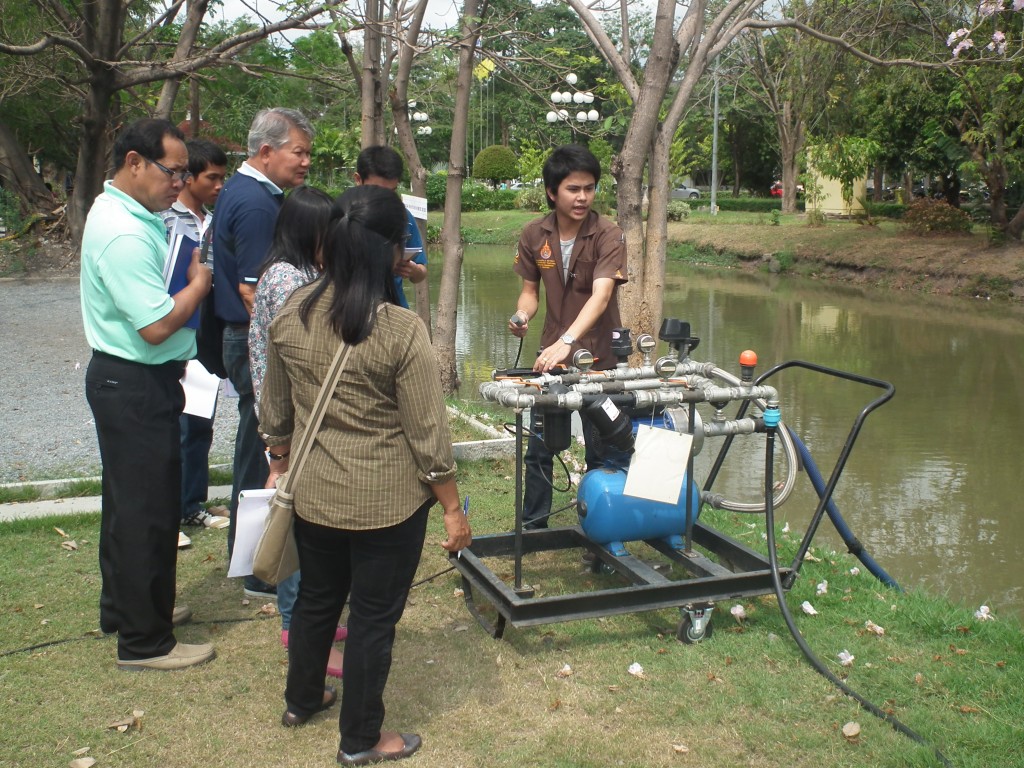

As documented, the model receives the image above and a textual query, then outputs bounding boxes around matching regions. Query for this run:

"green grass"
[2,454,1020,768]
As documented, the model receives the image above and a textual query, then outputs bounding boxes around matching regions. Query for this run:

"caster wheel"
[677,613,714,644]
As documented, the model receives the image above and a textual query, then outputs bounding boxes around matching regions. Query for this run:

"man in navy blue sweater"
[213,108,314,599]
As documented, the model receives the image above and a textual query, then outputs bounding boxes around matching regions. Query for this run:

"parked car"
[671,185,701,199]
[770,181,804,197]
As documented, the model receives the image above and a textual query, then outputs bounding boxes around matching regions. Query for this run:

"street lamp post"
[544,74,599,137]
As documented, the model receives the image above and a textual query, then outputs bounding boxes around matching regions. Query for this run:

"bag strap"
[278,340,354,493]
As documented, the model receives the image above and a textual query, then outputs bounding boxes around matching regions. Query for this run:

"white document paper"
[622,424,693,505]
[402,193,428,221]
[226,488,275,578]
[180,360,221,418]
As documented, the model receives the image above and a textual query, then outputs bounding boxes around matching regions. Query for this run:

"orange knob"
[739,350,758,367]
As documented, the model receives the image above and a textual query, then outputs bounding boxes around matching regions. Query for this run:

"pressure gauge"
[573,349,595,372]
[654,355,678,379]
[636,333,656,356]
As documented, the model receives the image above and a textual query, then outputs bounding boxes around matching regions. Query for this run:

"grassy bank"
[2,452,1020,768]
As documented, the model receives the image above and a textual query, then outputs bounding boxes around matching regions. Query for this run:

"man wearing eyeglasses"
[80,118,215,671]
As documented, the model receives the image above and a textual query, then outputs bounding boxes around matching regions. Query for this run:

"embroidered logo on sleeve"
[537,239,556,270]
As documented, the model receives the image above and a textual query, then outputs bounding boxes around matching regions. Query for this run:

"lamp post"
[544,74,599,137]
[409,100,432,137]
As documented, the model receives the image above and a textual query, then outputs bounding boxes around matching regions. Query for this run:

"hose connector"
[762,406,781,429]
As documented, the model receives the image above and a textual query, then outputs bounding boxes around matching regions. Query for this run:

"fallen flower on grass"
[849,567,860,576]
[816,580,828,596]
[627,662,646,679]
[865,620,885,636]
[801,601,818,616]
[730,604,746,623]
[555,663,573,678]
[974,605,995,621]
[671,743,690,754]
[803,551,822,563]
[837,650,855,667]
[69,759,96,768]
[841,721,861,742]
[782,522,790,534]
[61,540,79,551]
[54,527,68,537]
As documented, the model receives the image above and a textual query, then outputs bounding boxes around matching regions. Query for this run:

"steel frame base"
[452,522,790,640]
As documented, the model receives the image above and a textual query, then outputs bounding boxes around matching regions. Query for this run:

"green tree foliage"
[472,144,518,185]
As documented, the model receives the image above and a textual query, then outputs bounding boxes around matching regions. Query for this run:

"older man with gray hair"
[212,107,314,599]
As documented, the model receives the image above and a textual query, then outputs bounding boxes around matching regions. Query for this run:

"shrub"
[768,209,781,226]
[682,196,805,213]
[472,145,518,186]
[666,200,690,221]
[516,185,548,212]
[426,171,448,209]
[902,198,973,235]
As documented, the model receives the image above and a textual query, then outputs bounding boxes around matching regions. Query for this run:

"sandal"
[281,685,337,727]
[337,733,422,765]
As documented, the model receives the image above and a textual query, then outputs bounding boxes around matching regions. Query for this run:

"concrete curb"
[0,426,517,523]
[0,485,233,523]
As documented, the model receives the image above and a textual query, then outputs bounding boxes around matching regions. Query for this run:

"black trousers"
[522,407,604,529]
[285,502,430,754]
[86,352,185,660]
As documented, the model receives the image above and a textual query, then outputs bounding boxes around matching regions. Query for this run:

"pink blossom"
[953,38,975,58]
[1014,0,1024,11]
[978,0,1000,16]
[947,28,971,47]
[988,30,1007,54]
[978,0,1001,17]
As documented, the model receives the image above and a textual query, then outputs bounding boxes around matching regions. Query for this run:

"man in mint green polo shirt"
[81,118,215,671]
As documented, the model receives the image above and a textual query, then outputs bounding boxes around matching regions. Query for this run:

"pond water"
[417,244,1024,621]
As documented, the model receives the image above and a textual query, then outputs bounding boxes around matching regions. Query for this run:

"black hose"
[762,427,952,768]
[787,427,901,590]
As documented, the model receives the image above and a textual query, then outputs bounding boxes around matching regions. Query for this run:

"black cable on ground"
[0,615,277,658]
[762,426,952,768]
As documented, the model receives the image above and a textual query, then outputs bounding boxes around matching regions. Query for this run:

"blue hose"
[788,427,901,591]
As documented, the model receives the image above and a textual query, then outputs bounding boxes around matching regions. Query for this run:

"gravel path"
[0,277,239,483]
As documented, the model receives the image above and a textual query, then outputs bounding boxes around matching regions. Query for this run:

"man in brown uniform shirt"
[509,144,627,528]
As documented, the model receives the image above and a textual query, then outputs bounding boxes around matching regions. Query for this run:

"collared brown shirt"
[259,286,456,530]
[513,210,627,369]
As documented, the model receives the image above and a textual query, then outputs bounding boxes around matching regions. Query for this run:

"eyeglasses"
[146,157,192,184]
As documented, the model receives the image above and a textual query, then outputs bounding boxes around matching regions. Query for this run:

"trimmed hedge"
[684,197,805,213]
[863,202,907,219]
[425,172,518,211]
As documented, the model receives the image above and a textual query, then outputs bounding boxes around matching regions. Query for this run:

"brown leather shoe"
[281,686,337,727]
[337,733,422,765]
[117,642,215,671]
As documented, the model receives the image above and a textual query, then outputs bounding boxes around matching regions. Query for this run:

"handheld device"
[199,232,212,264]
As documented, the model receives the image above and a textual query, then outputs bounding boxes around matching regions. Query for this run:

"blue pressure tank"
[577,466,702,556]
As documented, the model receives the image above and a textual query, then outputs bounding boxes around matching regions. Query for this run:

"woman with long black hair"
[258,185,471,765]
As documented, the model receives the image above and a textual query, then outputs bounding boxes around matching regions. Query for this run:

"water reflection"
[417,245,1024,620]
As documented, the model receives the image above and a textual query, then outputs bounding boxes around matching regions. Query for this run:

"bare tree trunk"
[389,0,432,332]
[433,0,483,395]
[361,0,386,147]
[1007,204,1024,241]
[778,101,804,214]
[154,0,211,119]
[0,122,54,214]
